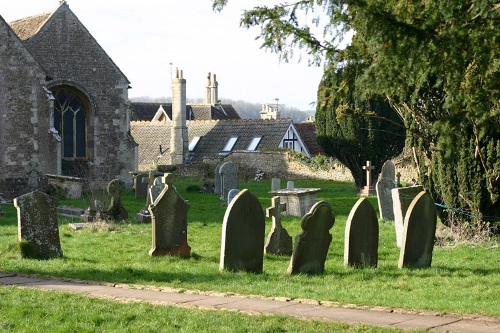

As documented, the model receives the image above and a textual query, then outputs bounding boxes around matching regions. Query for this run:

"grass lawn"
[0,178,498,321]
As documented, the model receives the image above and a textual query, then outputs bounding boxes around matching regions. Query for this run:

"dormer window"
[247,137,262,151]
[222,136,238,152]
[189,136,201,151]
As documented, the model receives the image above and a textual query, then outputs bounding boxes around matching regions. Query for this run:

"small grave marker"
[265,196,292,256]
[359,161,377,196]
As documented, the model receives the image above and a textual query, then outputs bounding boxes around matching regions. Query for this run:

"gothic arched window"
[53,88,87,159]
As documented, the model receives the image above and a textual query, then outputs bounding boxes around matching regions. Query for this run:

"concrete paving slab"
[431,319,500,333]
[0,276,43,285]
[87,287,210,305]
[32,280,115,294]
[0,272,16,278]
[393,315,462,330]
[214,298,298,313]
[182,296,243,307]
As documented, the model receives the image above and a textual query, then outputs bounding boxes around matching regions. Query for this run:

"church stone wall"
[0,17,58,197]
[24,5,137,184]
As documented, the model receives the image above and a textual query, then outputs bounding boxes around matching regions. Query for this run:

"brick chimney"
[171,68,188,164]
[205,72,218,105]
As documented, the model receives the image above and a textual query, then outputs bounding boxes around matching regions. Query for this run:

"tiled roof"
[130,119,293,168]
[130,102,241,121]
[9,13,51,41]
[295,122,324,156]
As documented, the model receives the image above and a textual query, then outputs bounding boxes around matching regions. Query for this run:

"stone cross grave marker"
[288,200,335,274]
[392,185,424,247]
[227,188,240,205]
[24,160,41,190]
[265,196,292,256]
[376,160,397,220]
[398,191,437,268]
[136,171,162,223]
[344,198,379,267]
[359,161,376,196]
[14,191,63,259]
[396,172,402,187]
[220,189,265,273]
[106,179,128,221]
[219,161,239,201]
[148,173,191,257]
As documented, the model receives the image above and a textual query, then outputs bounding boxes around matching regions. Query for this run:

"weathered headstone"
[398,191,437,268]
[105,179,128,221]
[135,173,149,198]
[265,196,292,256]
[24,160,41,190]
[227,189,240,204]
[219,161,239,201]
[220,189,265,273]
[288,200,335,274]
[344,198,379,267]
[392,185,424,247]
[358,161,377,196]
[376,161,397,221]
[214,163,222,194]
[286,181,294,189]
[271,178,281,191]
[136,171,162,223]
[14,191,63,259]
[149,174,191,257]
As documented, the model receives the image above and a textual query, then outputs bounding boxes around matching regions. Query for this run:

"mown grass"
[0,178,498,318]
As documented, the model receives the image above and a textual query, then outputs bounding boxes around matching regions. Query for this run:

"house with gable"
[130,71,310,171]
[0,1,136,196]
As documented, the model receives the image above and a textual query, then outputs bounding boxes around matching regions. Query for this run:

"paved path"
[1,272,498,332]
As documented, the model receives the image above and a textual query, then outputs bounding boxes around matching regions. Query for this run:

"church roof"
[130,102,241,121]
[8,13,51,41]
[130,119,294,167]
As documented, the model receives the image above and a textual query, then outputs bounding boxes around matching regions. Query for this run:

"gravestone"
[286,181,294,189]
[214,163,222,194]
[24,160,41,190]
[220,189,265,273]
[288,200,335,274]
[105,179,128,221]
[265,196,292,256]
[148,174,191,257]
[271,178,281,191]
[135,173,149,198]
[219,161,239,201]
[227,189,240,204]
[396,172,402,187]
[376,161,397,221]
[344,198,379,267]
[398,191,437,268]
[358,161,377,196]
[136,171,162,223]
[14,191,63,259]
[392,185,424,247]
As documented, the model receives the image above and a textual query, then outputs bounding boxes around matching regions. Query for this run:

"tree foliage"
[213,0,500,232]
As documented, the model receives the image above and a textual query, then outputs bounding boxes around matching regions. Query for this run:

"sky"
[1,0,328,111]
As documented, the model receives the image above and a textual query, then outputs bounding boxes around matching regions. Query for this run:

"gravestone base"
[358,185,376,196]
[135,209,151,223]
[265,227,292,256]
[149,241,191,257]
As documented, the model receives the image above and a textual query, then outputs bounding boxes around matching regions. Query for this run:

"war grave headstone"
[214,163,222,194]
[14,191,63,259]
[136,171,162,223]
[271,178,281,191]
[376,160,397,220]
[265,196,292,256]
[227,188,240,204]
[398,191,437,268]
[219,161,239,201]
[358,161,377,196]
[392,185,424,247]
[344,198,379,267]
[288,200,335,274]
[220,189,265,273]
[105,179,128,221]
[148,173,191,257]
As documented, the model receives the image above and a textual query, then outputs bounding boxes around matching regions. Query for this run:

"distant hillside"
[130,96,316,123]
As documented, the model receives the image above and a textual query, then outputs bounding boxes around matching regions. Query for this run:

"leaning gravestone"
[344,198,379,267]
[392,185,423,247]
[148,174,191,257]
[398,191,437,268]
[219,161,239,201]
[265,196,292,256]
[214,163,222,194]
[288,200,335,274]
[220,189,265,273]
[376,160,397,221]
[227,188,240,204]
[14,191,63,259]
[105,179,128,221]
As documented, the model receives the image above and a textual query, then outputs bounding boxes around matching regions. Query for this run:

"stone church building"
[0,2,137,197]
